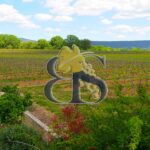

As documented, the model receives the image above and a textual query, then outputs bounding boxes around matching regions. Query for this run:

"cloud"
[113,0,150,19]
[44,0,150,20]
[35,13,52,21]
[45,0,74,16]
[73,0,113,16]
[101,19,112,24]
[44,0,112,16]
[113,12,150,19]
[54,15,73,22]
[44,27,61,38]
[109,25,133,33]
[22,0,34,3]
[34,13,72,22]
[106,24,150,38]
[105,24,150,40]
[45,27,61,34]
[0,4,39,29]
[134,26,150,35]
[116,34,126,39]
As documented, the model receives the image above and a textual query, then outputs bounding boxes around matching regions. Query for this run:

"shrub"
[0,85,32,124]
[81,84,149,150]
[0,124,50,150]
[45,84,149,150]
[46,106,89,149]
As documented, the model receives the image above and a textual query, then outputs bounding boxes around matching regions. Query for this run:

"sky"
[0,0,150,41]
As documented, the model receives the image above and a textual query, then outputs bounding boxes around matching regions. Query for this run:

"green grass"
[20,86,61,113]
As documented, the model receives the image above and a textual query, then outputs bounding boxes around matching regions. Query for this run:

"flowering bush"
[47,106,88,142]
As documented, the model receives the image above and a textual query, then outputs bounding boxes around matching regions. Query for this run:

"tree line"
[0,34,91,50]
[0,34,147,51]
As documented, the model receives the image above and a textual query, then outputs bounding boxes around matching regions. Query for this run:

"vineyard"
[0,49,149,109]
[0,48,150,149]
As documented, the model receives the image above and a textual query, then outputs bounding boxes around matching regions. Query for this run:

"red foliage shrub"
[61,106,75,118]
[48,105,89,143]
[68,114,85,134]
[89,148,97,150]
[50,113,58,122]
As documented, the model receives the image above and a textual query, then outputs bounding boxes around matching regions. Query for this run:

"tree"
[5,35,21,48]
[37,39,49,49]
[50,36,64,49]
[65,35,80,48]
[0,34,20,49]
[0,35,5,48]
[20,41,37,49]
[80,39,91,50]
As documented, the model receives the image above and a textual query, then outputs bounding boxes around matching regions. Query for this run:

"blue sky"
[0,0,150,41]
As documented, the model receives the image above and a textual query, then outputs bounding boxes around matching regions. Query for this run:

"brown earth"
[28,103,54,126]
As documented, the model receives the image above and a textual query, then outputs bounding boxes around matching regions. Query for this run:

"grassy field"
[0,49,150,111]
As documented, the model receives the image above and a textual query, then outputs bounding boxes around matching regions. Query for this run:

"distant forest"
[0,34,91,50]
[92,41,150,49]
[0,34,150,51]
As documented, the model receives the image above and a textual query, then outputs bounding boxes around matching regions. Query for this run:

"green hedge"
[0,86,32,124]
[0,124,50,150]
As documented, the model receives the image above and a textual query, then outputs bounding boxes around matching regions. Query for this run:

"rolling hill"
[91,40,150,49]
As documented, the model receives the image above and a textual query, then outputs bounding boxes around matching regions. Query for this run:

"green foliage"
[37,39,50,49]
[2,85,19,94]
[65,35,80,47]
[0,34,20,49]
[0,33,149,51]
[80,39,91,50]
[0,124,50,150]
[114,83,123,97]
[128,116,143,150]
[0,35,5,48]
[76,85,149,150]
[20,41,37,49]
[137,83,149,103]
[136,84,150,150]
[47,85,148,150]
[90,45,115,51]
[50,36,64,49]
[0,86,32,124]
[80,99,139,149]
[89,45,140,52]
[131,47,141,52]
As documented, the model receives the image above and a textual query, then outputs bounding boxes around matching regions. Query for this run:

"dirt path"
[28,103,54,126]
[17,78,150,88]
